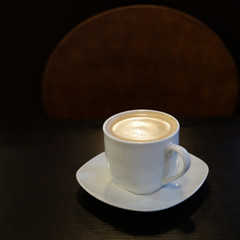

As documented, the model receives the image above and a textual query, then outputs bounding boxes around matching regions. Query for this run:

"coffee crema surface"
[107,111,178,142]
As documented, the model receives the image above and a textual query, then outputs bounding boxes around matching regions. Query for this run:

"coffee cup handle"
[163,144,191,185]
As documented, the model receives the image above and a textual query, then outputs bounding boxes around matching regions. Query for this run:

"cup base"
[112,178,163,195]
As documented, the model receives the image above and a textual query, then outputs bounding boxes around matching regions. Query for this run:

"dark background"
[1,0,240,120]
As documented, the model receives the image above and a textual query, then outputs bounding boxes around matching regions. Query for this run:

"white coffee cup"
[103,109,191,194]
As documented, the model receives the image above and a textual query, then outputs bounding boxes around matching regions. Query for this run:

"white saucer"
[76,152,209,212]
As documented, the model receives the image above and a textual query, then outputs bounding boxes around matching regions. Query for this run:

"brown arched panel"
[42,5,239,119]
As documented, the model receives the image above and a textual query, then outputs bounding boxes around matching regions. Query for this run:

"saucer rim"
[76,152,209,212]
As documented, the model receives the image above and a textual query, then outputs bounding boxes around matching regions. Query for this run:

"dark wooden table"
[0,117,240,240]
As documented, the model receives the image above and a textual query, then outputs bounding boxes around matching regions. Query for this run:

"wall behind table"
[1,0,240,120]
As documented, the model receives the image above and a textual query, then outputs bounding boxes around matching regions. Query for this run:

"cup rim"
[103,109,180,144]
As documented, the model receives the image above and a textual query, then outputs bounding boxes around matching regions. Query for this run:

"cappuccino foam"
[107,111,178,142]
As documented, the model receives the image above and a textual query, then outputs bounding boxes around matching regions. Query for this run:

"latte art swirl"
[107,111,178,142]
